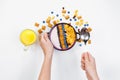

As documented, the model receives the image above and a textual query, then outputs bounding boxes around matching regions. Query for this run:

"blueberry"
[43,21,45,23]
[79,44,82,46]
[56,14,59,17]
[60,18,62,21]
[75,26,78,28]
[86,24,89,26]
[84,24,86,26]
[51,11,54,14]
[74,18,77,21]
[68,11,70,14]
[70,19,72,21]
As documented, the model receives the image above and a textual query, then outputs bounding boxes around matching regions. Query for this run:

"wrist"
[44,53,53,59]
[91,73,99,80]
[92,77,99,80]
[44,55,53,63]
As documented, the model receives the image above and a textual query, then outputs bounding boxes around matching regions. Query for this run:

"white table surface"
[0,0,120,80]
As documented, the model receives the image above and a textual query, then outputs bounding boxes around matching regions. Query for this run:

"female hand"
[81,52,99,80]
[39,33,54,58]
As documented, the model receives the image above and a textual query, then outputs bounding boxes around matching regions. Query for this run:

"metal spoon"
[80,27,90,45]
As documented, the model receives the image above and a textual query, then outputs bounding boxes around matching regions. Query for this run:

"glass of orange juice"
[20,29,37,51]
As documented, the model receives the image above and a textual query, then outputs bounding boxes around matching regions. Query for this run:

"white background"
[0,0,120,80]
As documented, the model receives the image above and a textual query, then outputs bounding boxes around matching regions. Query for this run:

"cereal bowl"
[49,23,90,51]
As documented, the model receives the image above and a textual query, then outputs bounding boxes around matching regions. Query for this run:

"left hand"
[39,33,54,58]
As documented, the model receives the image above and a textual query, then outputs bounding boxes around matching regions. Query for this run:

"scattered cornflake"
[88,40,91,44]
[42,25,46,30]
[65,15,70,20]
[62,9,66,14]
[87,27,92,32]
[80,19,84,23]
[62,7,66,14]
[78,39,83,42]
[34,22,39,27]
[62,13,65,17]
[53,20,57,25]
[51,16,55,20]
[78,23,83,26]
[77,16,82,20]
[38,29,42,34]
[73,10,78,18]
[47,23,53,28]
[75,10,78,13]
[75,21,79,26]
[56,19,60,23]
[46,16,51,23]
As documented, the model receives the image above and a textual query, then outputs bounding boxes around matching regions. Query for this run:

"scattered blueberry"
[75,26,78,29]
[56,14,59,17]
[74,18,77,21]
[86,24,89,26]
[68,11,70,14]
[84,24,86,27]
[79,44,82,46]
[51,11,54,14]
[69,19,72,21]
[43,21,45,23]
[60,18,62,21]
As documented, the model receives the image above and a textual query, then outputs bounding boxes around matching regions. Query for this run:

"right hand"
[81,52,99,80]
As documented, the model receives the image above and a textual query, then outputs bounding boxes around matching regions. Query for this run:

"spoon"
[80,27,90,45]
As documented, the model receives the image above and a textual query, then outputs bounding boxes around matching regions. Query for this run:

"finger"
[81,52,85,58]
[81,62,85,66]
[44,33,49,41]
[81,59,85,64]
[81,53,85,65]
[81,64,85,70]
[84,52,89,62]
[81,52,85,60]
[39,34,46,43]
[87,52,95,62]
[39,34,42,41]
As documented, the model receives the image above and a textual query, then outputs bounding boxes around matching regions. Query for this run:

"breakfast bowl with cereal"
[48,23,90,51]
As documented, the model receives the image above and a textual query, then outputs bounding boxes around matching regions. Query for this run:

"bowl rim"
[49,23,77,51]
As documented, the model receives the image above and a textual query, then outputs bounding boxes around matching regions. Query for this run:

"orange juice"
[20,29,36,46]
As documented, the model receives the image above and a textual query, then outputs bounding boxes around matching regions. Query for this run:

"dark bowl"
[48,23,78,51]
